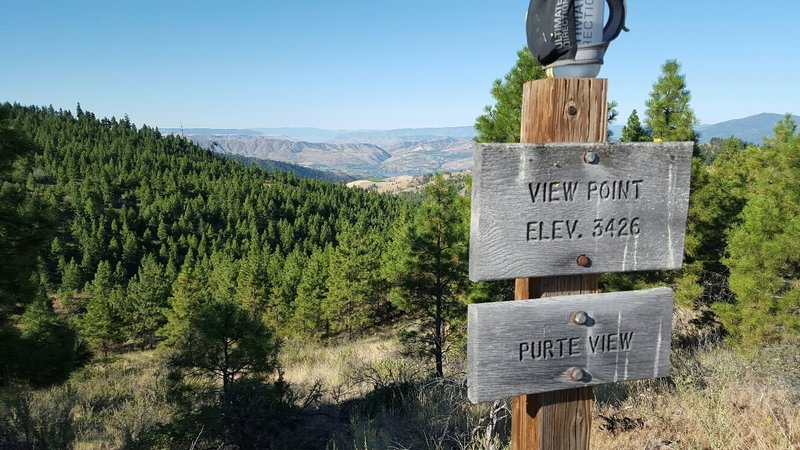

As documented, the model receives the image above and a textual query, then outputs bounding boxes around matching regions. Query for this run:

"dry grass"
[593,344,800,450]
[280,332,402,403]
[1,351,176,450]
[283,334,799,450]
[5,329,797,449]
[347,176,425,194]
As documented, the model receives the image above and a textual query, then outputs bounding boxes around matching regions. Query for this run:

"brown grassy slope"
[287,334,800,450]
[3,331,797,449]
[593,344,800,450]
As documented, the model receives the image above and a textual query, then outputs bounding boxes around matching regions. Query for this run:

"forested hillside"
[1,102,493,448]
[0,102,404,372]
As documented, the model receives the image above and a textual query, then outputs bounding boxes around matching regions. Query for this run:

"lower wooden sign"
[467,287,673,404]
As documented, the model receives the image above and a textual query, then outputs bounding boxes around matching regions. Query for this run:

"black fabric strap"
[603,0,627,42]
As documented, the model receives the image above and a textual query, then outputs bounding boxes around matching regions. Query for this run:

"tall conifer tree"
[124,254,170,348]
[645,60,698,142]
[621,109,652,142]
[383,175,469,377]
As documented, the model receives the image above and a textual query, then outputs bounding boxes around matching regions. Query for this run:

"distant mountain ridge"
[162,126,476,144]
[222,154,356,184]
[173,114,796,177]
[182,126,476,177]
[610,113,798,144]
[696,113,799,144]
[191,135,392,176]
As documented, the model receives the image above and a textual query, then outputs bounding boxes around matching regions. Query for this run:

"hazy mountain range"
[609,113,799,144]
[696,113,799,144]
[164,114,796,178]
[182,127,475,177]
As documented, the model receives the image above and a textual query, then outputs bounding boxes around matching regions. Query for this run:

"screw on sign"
[567,367,586,382]
[570,310,589,325]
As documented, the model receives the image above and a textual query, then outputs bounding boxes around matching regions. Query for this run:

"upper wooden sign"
[469,142,693,281]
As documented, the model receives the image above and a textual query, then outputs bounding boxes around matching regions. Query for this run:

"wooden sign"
[469,142,693,281]
[467,287,673,404]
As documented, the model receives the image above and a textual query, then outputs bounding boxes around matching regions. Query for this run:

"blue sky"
[2,1,798,130]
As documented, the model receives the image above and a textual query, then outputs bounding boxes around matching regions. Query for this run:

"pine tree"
[83,287,124,357]
[383,175,469,377]
[475,48,546,143]
[645,60,698,142]
[684,137,753,279]
[89,260,116,295]
[291,247,331,338]
[620,109,651,142]
[124,253,170,348]
[160,264,211,347]
[82,261,124,356]
[324,226,387,336]
[265,249,306,334]
[165,300,280,395]
[17,278,81,386]
[714,115,800,346]
[235,244,270,316]
[0,111,53,316]
[207,251,239,304]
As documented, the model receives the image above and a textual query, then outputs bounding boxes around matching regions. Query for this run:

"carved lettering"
[552,221,563,240]
[528,181,581,203]
[587,332,635,354]
[568,337,581,356]
[518,332,634,361]
[527,220,582,242]
[527,218,640,242]
[529,179,644,203]
[549,182,560,202]
[619,332,634,350]
[564,181,579,201]
[589,335,601,353]
[586,179,644,201]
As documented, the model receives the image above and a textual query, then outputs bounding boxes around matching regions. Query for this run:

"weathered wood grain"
[467,288,673,403]
[521,78,608,144]
[469,142,693,281]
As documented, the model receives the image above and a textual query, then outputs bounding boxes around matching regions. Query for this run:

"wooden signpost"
[466,78,694,450]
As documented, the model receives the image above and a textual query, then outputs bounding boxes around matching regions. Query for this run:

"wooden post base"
[512,388,594,450]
